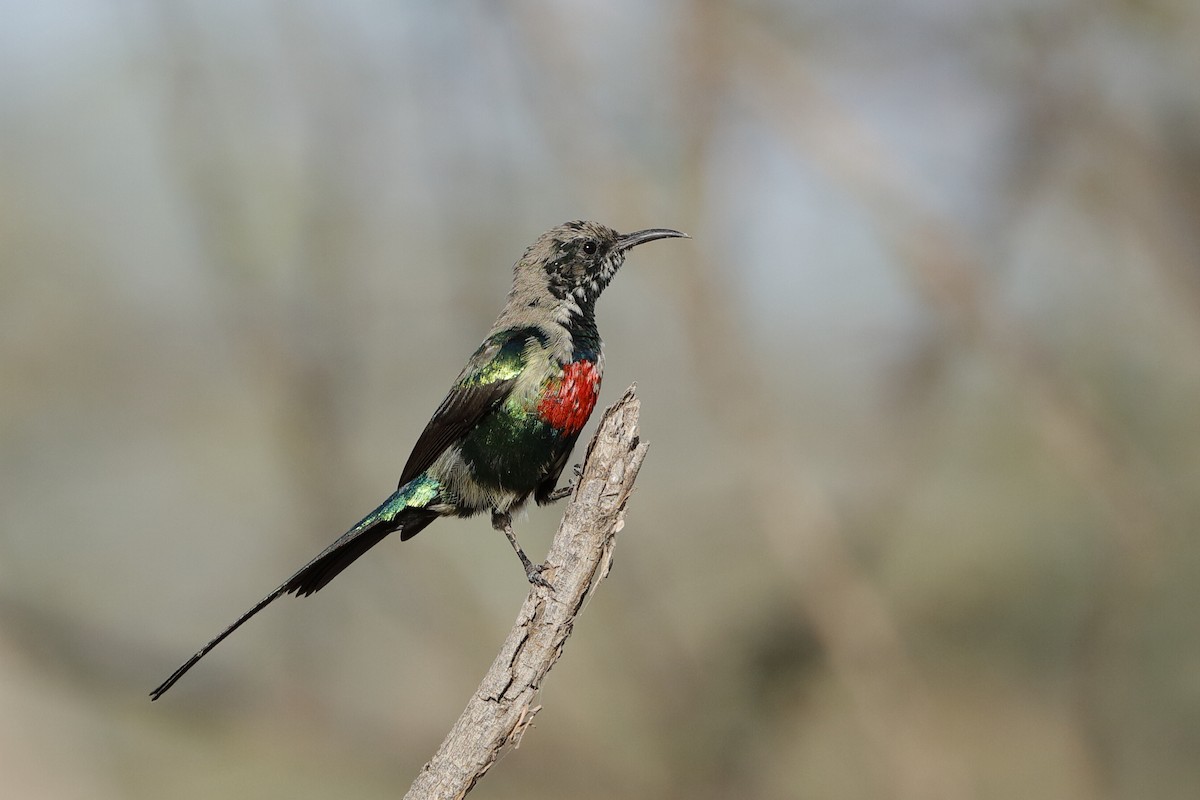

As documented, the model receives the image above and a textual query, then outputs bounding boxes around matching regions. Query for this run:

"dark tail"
[150,492,437,700]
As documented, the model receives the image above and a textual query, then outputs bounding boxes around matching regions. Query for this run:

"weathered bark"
[403,385,648,800]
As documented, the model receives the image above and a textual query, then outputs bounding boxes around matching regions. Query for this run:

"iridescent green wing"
[396,327,538,487]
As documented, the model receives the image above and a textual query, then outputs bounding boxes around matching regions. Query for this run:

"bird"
[150,220,688,699]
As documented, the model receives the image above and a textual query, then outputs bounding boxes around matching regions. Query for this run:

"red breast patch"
[537,360,601,434]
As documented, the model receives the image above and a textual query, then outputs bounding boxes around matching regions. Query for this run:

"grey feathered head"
[516,220,688,308]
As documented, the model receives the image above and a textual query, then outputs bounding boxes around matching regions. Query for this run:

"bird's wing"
[397,327,540,487]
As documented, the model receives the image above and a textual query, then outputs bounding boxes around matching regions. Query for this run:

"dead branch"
[403,385,648,800]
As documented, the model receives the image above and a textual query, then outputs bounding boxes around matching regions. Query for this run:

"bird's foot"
[494,510,554,592]
[525,562,555,591]
[545,464,584,502]
[545,484,573,502]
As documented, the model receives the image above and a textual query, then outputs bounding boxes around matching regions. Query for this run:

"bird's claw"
[545,484,573,502]
[546,464,584,502]
[526,563,554,591]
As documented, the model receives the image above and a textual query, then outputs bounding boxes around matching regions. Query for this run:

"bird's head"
[515,220,688,313]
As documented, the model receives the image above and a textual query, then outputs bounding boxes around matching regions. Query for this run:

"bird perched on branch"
[150,220,687,699]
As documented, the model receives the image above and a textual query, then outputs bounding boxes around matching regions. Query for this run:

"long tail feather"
[284,509,436,597]
[149,584,288,700]
[150,488,438,700]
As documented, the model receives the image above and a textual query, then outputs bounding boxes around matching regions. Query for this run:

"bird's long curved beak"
[617,228,690,251]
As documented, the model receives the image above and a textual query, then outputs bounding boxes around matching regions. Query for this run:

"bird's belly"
[455,409,566,494]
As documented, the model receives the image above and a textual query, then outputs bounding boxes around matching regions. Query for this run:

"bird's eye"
[581,240,598,255]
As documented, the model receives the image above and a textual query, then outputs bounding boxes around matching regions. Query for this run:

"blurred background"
[3,0,1199,798]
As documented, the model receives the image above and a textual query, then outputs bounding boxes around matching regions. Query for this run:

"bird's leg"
[492,510,554,590]
[544,463,584,502]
